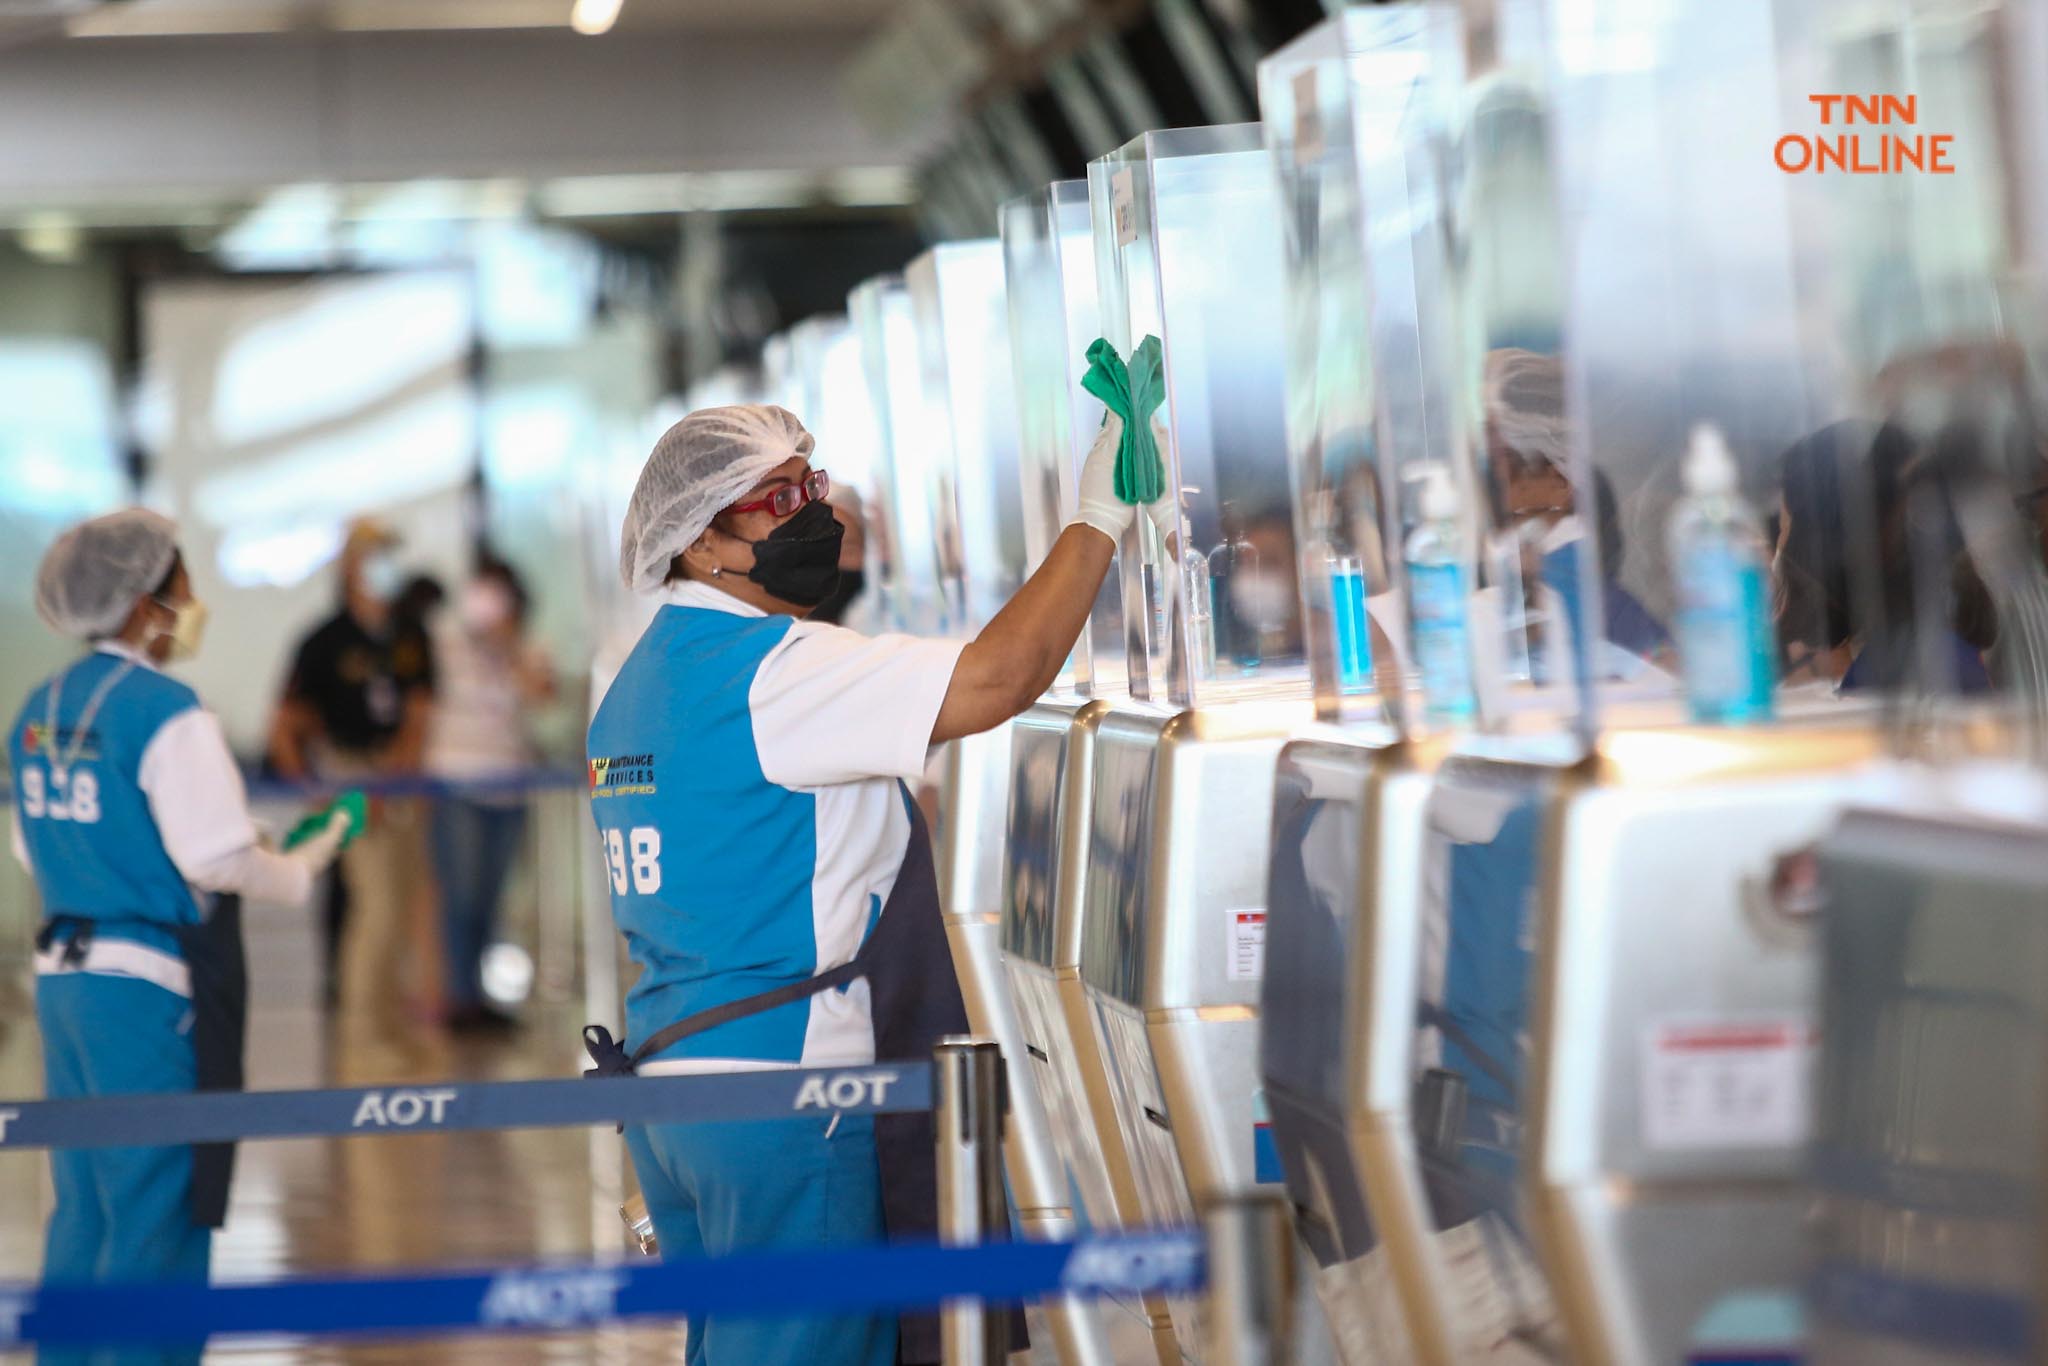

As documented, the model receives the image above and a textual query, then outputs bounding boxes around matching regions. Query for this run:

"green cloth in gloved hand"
[283,789,367,852]
[1079,335,1168,505]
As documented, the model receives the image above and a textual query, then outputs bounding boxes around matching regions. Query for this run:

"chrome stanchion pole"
[1204,1193,1296,1366]
[935,1036,1007,1366]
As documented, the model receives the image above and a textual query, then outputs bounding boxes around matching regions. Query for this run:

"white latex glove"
[286,808,353,879]
[1069,411,1136,543]
[1144,414,1180,542]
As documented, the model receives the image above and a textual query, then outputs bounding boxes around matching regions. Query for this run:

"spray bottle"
[1668,424,1775,723]
[1405,464,1477,725]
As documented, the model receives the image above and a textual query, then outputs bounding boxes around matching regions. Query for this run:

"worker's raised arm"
[932,414,1174,743]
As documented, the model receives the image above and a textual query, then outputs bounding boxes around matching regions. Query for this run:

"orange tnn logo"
[1776,94,1954,175]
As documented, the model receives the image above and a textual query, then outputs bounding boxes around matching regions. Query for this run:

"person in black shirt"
[269,520,435,1034]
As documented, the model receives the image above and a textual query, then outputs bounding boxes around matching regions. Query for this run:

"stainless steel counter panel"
[999,698,1125,1227]
[1263,729,1441,1366]
[1526,722,1881,1366]
[935,721,1120,1366]
[1344,747,1457,1366]
[1077,698,1313,1361]
[1394,748,1578,1364]
[1079,705,1173,1006]
[1262,735,1409,1365]
[1807,804,2048,1366]
[998,697,1183,1364]
[935,722,1068,1223]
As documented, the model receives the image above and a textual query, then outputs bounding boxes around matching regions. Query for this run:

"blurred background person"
[1481,347,1672,680]
[1773,419,2000,696]
[392,571,450,1022]
[425,555,554,1035]
[268,520,436,1039]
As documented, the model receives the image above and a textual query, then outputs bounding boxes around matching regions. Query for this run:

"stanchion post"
[934,1036,1007,1366]
[1204,1192,1296,1366]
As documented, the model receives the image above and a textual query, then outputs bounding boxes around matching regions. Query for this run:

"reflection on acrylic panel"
[1426,0,1595,734]
[1412,762,1565,1362]
[1090,125,1305,707]
[1264,6,1442,732]
[1780,0,2048,707]
[906,242,1027,635]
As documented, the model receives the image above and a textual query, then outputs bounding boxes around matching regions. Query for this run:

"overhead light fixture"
[569,0,623,36]
[19,213,83,263]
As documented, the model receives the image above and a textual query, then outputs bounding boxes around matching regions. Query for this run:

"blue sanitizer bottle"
[1405,466,1477,725]
[1669,424,1776,724]
[1329,554,1374,695]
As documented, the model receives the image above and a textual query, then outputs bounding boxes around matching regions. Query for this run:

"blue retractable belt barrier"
[0,1230,1208,1347]
[243,766,590,804]
[1,766,592,809]
[0,1064,931,1151]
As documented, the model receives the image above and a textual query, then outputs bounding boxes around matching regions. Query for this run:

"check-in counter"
[1336,0,1910,1356]
[1779,0,2048,1353]
[999,179,1177,1363]
[1255,9,1451,1360]
[1075,118,1333,1360]
[901,240,1126,1366]
[1806,757,2048,1366]
[1523,716,1882,1363]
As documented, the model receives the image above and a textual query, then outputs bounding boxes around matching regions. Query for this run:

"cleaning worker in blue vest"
[583,401,1169,1366]
[10,509,359,1366]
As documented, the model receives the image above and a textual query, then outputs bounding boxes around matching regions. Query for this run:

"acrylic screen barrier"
[1000,181,1120,695]
[851,274,946,636]
[1263,6,1448,733]
[1089,123,1307,709]
[1776,0,2048,722]
[906,241,1028,636]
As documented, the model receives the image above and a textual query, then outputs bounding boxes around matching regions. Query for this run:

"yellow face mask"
[158,597,209,661]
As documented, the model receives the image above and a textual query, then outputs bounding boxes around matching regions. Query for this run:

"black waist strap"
[35,916,96,968]
[583,955,869,1079]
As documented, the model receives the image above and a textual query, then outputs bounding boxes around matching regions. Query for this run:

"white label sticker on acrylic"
[1292,66,1324,165]
[1227,910,1266,981]
[1112,166,1138,246]
[1641,1018,1814,1151]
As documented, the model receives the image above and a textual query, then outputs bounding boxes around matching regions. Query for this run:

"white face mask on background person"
[361,551,404,601]
[1229,570,1293,632]
[460,580,515,634]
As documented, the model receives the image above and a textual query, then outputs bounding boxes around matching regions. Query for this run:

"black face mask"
[742,499,845,608]
[808,569,866,625]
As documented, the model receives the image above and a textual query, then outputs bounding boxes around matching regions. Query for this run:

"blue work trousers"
[625,1112,895,1366]
[427,796,526,1010]
[36,970,210,1366]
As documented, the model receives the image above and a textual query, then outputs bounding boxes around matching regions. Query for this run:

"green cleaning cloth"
[283,789,368,852]
[1080,334,1169,505]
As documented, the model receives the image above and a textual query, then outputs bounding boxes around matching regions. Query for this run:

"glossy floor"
[0,898,688,1363]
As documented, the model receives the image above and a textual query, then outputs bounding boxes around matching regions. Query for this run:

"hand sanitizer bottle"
[1405,465,1477,725]
[1669,424,1776,723]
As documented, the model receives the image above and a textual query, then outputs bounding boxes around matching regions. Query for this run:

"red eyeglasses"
[729,469,831,519]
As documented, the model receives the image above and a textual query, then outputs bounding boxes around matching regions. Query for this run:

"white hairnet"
[35,508,180,640]
[619,404,816,594]
[1484,348,1570,470]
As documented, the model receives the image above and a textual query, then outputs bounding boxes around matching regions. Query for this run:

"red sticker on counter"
[1227,911,1266,982]
[1642,1017,1815,1151]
